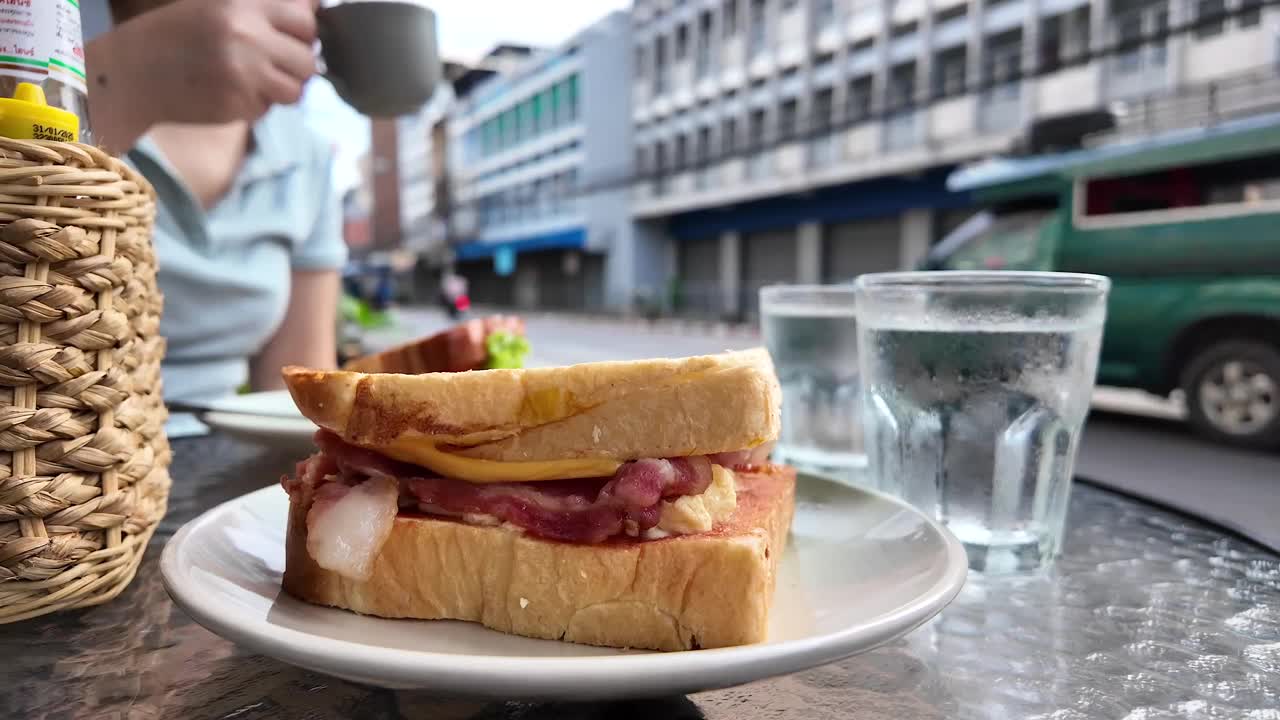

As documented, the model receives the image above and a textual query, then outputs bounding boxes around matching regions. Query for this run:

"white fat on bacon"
[305,476,399,581]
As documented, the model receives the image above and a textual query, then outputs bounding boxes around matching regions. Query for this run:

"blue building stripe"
[454,227,588,260]
[666,167,972,241]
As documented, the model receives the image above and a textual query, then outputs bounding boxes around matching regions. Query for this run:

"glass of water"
[760,285,866,486]
[855,271,1110,573]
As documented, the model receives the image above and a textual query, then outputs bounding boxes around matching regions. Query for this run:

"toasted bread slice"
[282,349,781,463]
[282,465,796,651]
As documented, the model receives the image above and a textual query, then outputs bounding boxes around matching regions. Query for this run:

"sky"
[305,0,632,194]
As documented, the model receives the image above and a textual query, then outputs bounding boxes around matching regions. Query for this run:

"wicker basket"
[0,138,170,624]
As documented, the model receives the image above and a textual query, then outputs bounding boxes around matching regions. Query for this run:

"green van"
[923,113,1280,449]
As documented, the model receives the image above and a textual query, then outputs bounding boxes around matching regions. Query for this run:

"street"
[368,307,1280,552]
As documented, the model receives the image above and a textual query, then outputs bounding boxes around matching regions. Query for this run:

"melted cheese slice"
[378,437,622,483]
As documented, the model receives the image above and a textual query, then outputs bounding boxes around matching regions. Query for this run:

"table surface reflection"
[2,434,1278,719]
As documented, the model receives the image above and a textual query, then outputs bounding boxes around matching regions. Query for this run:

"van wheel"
[1180,340,1280,449]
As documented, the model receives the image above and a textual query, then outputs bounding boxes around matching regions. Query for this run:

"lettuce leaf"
[485,330,531,369]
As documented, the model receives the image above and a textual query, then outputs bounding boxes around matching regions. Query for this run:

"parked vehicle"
[925,112,1280,449]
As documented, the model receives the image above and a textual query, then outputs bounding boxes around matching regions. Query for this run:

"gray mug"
[317,1,442,117]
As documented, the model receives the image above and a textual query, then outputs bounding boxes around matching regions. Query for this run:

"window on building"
[676,23,690,60]
[1194,0,1225,38]
[812,87,834,132]
[850,36,874,54]
[696,125,713,164]
[748,108,767,150]
[1081,153,1280,219]
[848,75,873,120]
[636,45,647,78]
[936,5,966,23]
[1041,7,1089,69]
[983,29,1023,96]
[749,0,767,54]
[724,0,739,36]
[654,141,669,193]
[933,46,967,98]
[815,0,837,27]
[565,75,580,123]
[531,92,545,135]
[887,62,916,111]
[654,36,668,93]
[783,0,801,11]
[778,99,799,140]
[496,112,509,150]
[515,100,530,143]
[722,116,738,155]
[697,11,714,75]
[548,83,562,127]
[675,133,689,170]
[890,20,918,39]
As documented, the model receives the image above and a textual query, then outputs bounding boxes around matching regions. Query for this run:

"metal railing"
[1100,70,1280,142]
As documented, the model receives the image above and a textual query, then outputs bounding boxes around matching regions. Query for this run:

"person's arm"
[249,269,341,390]
[85,0,318,153]
[251,136,348,390]
[84,22,153,153]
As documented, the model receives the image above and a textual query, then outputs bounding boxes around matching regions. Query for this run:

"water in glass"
[761,297,866,485]
[860,317,1103,572]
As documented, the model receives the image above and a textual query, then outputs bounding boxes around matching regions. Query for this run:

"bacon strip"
[285,432,731,544]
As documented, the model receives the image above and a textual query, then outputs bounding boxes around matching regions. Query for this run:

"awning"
[453,227,587,261]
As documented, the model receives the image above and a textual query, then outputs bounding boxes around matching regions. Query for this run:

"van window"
[1081,150,1280,219]
[938,210,1054,271]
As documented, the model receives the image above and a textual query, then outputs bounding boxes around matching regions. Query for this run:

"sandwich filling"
[282,431,772,580]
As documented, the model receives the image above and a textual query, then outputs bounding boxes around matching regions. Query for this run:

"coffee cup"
[317,1,442,117]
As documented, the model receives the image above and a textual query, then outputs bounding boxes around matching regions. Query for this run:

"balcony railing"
[978,81,1023,133]
[808,132,838,168]
[883,110,921,151]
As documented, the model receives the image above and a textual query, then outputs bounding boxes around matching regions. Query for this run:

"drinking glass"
[855,271,1110,573]
[760,285,867,486]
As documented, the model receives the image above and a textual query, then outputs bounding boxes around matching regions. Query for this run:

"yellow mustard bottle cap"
[0,83,80,142]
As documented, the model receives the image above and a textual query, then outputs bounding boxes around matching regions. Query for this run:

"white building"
[630,0,1279,318]
[447,12,653,311]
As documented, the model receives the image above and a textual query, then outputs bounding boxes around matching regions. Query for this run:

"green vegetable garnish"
[485,330,531,369]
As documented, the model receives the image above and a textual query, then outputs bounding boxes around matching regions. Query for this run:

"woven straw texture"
[0,138,170,624]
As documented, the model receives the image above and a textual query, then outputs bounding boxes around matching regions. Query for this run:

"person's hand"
[87,0,318,150]
[131,0,319,123]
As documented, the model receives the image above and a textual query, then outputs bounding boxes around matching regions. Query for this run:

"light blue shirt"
[128,107,348,403]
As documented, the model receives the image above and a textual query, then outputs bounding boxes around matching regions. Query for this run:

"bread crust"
[283,349,782,462]
[282,465,796,651]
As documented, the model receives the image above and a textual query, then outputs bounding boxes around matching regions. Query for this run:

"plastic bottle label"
[49,0,84,93]
[0,0,53,84]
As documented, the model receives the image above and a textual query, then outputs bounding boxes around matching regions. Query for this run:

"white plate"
[161,474,967,699]
[195,391,316,451]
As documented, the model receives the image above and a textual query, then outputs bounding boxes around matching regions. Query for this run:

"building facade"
[446,12,653,311]
[630,0,1279,318]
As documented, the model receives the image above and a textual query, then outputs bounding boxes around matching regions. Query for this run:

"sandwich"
[278,348,795,651]
[343,315,529,374]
